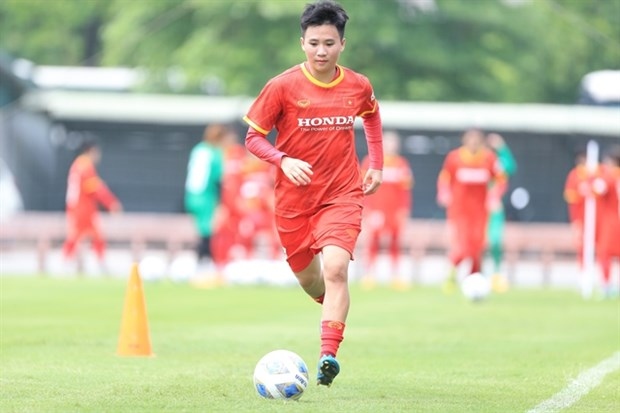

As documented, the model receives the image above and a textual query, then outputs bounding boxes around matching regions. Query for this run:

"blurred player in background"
[184,124,230,281]
[594,146,620,298]
[485,133,517,293]
[235,153,280,260]
[62,139,122,273]
[211,133,246,266]
[243,0,383,386]
[437,129,506,293]
[214,137,280,263]
[563,150,588,268]
[360,130,413,290]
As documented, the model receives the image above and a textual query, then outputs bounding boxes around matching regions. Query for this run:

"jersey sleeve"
[399,158,413,211]
[81,163,119,211]
[362,110,383,170]
[487,152,507,204]
[437,153,454,192]
[243,79,283,135]
[358,76,378,118]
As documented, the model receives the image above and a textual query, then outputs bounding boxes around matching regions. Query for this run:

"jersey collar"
[300,63,345,88]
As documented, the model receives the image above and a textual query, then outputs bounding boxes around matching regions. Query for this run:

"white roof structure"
[580,70,620,104]
[20,90,620,137]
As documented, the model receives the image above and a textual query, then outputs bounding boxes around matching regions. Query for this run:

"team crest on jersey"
[343,97,355,107]
[297,99,311,108]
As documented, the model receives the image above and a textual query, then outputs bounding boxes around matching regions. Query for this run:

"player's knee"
[294,269,321,291]
[322,260,348,284]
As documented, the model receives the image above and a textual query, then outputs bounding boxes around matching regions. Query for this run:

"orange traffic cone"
[117,263,154,356]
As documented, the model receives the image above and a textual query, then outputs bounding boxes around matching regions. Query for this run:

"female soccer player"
[437,129,506,292]
[243,0,384,387]
[63,139,122,272]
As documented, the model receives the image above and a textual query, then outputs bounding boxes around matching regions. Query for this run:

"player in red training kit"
[360,131,413,289]
[243,0,383,386]
[563,151,588,267]
[211,136,247,267]
[437,129,506,292]
[236,155,281,260]
[62,140,122,272]
[594,147,620,298]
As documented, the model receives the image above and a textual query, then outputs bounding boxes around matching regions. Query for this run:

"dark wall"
[5,116,620,222]
[354,129,620,223]
[47,122,209,213]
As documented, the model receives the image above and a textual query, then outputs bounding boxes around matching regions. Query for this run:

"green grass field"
[1,275,618,413]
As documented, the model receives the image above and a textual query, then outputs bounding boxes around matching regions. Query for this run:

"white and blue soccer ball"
[138,255,167,282]
[253,350,309,401]
[461,272,491,302]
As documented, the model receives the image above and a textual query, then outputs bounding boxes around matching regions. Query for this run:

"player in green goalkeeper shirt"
[185,124,231,278]
[486,133,517,293]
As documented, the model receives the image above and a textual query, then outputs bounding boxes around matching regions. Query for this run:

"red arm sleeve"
[437,154,452,206]
[94,183,120,211]
[362,109,383,170]
[400,161,413,211]
[245,127,287,167]
[81,162,119,211]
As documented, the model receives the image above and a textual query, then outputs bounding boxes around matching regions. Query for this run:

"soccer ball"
[138,255,167,282]
[253,350,309,401]
[461,273,491,301]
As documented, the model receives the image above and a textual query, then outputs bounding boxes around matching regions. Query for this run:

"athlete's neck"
[304,63,339,84]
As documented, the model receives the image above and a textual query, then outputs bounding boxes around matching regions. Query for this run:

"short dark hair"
[300,0,349,39]
[78,137,99,155]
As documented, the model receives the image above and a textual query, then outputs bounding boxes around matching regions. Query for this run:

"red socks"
[313,294,325,304]
[320,320,345,357]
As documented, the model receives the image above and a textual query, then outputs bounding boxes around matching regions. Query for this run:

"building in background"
[1,59,619,222]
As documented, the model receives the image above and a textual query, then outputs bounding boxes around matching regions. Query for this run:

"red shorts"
[276,203,362,273]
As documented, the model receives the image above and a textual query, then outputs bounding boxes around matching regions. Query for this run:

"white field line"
[527,351,620,413]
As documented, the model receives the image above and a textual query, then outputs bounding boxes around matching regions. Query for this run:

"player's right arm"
[564,169,585,223]
[245,127,313,187]
[243,78,313,186]
[437,153,453,207]
[82,162,121,212]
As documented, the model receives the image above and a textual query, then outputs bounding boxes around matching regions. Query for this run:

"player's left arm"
[400,160,414,213]
[488,133,517,177]
[91,178,122,212]
[361,110,383,195]
[81,163,121,212]
[360,83,383,195]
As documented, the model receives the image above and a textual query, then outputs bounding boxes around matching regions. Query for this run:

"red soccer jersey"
[361,154,412,212]
[437,147,504,219]
[243,63,378,217]
[66,155,118,222]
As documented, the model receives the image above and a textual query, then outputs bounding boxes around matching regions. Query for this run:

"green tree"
[1,0,618,103]
[0,0,111,65]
